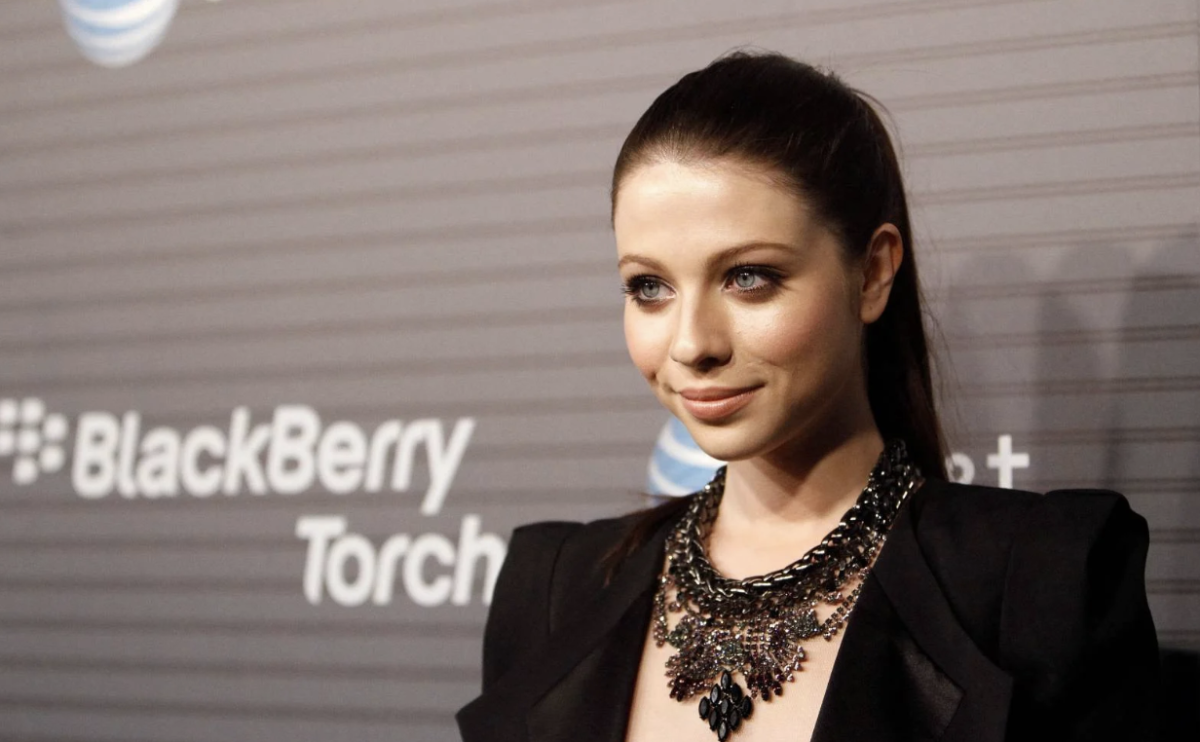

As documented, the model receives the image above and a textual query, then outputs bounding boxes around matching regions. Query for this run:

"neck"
[720,395,884,531]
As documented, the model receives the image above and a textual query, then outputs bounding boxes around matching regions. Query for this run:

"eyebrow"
[617,240,797,271]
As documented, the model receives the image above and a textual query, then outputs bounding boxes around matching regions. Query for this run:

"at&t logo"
[58,0,188,68]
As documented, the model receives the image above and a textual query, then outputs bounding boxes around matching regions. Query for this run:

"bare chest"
[623,606,848,742]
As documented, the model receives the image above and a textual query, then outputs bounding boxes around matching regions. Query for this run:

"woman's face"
[614,158,885,463]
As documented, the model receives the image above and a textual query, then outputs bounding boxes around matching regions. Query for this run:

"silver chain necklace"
[651,440,922,741]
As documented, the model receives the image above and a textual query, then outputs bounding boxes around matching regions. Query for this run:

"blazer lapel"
[812,483,1013,742]
[456,515,674,742]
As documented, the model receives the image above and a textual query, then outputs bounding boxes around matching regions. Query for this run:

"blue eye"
[623,276,670,306]
[726,266,779,293]
[733,270,759,289]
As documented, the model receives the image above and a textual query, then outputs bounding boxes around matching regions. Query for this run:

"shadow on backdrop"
[1128,232,1200,742]
[951,229,1200,740]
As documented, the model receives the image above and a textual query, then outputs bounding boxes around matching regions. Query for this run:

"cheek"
[740,312,819,370]
[623,309,668,381]
[739,293,857,372]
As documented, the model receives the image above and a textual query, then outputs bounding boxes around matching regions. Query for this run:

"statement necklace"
[651,440,922,741]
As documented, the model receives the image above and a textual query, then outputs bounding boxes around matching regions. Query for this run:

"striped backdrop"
[0,0,1196,739]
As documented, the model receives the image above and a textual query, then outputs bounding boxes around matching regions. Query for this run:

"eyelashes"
[621,264,784,307]
[621,276,667,305]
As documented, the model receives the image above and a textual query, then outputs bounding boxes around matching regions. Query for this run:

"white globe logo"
[59,0,179,68]
[646,416,724,497]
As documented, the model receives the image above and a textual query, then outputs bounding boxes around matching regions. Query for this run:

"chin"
[681,419,774,463]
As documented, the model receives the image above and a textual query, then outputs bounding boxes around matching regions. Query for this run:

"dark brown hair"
[604,50,947,575]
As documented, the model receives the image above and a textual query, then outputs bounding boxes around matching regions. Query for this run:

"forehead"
[613,159,816,259]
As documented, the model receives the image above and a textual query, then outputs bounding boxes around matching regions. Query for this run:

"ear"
[859,223,904,324]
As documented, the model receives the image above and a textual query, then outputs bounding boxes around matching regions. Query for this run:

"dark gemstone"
[740,696,753,718]
[729,707,741,730]
[718,698,730,717]
[717,720,730,741]
[666,625,687,648]
[720,670,732,690]
[709,711,720,731]
[717,640,745,666]
[728,683,742,702]
[710,686,720,704]
[699,696,711,720]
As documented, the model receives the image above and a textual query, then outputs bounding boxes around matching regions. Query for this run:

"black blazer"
[456,478,1161,741]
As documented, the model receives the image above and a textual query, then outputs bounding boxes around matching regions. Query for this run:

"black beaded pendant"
[697,671,753,740]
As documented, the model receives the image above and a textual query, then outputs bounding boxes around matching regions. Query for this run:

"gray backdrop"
[1,0,1197,740]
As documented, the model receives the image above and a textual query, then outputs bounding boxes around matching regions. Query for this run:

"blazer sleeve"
[999,489,1160,741]
[480,521,581,693]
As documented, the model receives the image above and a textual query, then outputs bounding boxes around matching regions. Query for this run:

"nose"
[668,292,731,370]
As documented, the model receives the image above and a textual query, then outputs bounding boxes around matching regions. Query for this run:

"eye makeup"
[621,264,785,307]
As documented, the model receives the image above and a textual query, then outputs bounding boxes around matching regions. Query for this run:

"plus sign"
[986,435,1030,489]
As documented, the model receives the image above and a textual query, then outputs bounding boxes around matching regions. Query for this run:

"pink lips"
[677,386,761,422]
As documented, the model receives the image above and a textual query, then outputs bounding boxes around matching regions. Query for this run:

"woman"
[456,50,1160,742]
